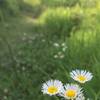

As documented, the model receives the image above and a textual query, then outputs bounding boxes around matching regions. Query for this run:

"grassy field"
[0,0,100,100]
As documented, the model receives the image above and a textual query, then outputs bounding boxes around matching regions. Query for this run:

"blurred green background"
[0,0,100,99]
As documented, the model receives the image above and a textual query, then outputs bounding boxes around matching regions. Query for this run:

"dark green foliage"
[0,0,22,21]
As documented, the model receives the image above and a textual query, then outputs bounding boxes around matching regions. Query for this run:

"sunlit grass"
[23,0,41,6]
[0,0,100,100]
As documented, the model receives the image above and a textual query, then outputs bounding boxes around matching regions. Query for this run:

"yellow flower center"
[77,75,86,81]
[48,86,58,94]
[65,90,76,98]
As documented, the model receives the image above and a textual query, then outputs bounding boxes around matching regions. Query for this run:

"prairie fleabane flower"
[76,93,85,100]
[53,43,59,47]
[41,80,63,96]
[70,70,93,83]
[61,84,82,100]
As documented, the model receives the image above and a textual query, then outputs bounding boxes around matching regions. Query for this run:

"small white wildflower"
[3,96,7,100]
[23,33,27,36]
[58,52,62,55]
[60,84,83,100]
[53,43,59,47]
[62,43,66,46]
[22,66,26,71]
[42,39,46,42]
[70,70,93,83]
[42,80,63,96]
[54,55,58,58]
[62,47,67,52]
[4,88,8,93]
[60,54,65,59]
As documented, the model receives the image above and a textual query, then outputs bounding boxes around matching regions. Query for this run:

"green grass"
[0,0,100,100]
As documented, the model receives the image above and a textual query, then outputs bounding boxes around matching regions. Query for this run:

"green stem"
[55,96,60,100]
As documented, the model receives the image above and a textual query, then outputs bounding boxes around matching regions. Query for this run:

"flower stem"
[55,96,60,100]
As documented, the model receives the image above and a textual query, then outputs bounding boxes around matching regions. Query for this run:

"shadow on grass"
[18,0,44,18]
[0,15,42,68]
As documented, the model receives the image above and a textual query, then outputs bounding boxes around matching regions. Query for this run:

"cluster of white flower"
[41,70,93,100]
[53,42,68,59]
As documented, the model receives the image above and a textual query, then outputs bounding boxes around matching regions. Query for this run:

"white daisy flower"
[41,80,63,96]
[70,70,93,83]
[76,93,85,100]
[60,84,83,100]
